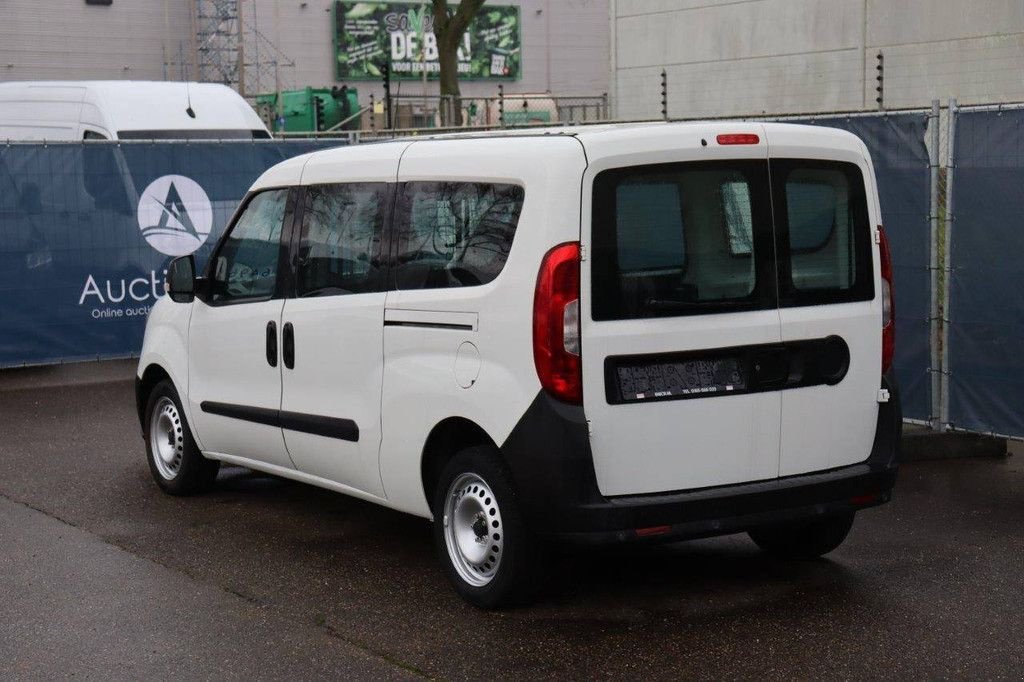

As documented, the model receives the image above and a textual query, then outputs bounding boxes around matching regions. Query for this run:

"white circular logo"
[137,175,213,256]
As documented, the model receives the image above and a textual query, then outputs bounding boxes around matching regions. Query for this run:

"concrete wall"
[612,0,1024,119]
[0,1,610,102]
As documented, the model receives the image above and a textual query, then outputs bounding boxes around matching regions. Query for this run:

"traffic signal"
[381,61,392,129]
[381,61,391,98]
[314,94,326,131]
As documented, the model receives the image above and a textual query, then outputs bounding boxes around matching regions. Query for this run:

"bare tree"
[431,0,486,126]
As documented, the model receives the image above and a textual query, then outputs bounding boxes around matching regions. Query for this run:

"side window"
[82,132,129,213]
[772,160,873,304]
[210,189,289,303]
[297,183,386,297]
[393,181,524,290]
[592,161,772,321]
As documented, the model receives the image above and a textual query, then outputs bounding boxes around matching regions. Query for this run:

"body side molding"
[200,401,359,442]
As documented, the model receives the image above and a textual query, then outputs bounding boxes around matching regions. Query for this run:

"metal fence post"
[928,99,942,430]
[660,69,668,120]
[940,98,958,430]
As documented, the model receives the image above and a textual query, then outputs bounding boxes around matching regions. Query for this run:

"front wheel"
[433,446,543,609]
[144,379,219,495]
[748,512,855,559]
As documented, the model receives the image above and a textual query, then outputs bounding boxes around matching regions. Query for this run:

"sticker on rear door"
[615,358,746,402]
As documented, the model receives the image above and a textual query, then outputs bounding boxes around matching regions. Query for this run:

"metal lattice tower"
[192,0,295,98]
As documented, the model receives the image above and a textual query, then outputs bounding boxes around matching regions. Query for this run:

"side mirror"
[165,255,196,303]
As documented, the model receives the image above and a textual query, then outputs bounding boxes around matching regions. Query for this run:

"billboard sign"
[333,2,521,81]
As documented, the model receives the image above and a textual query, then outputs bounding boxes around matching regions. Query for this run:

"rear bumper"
[500,372,902,545]
[546,462,896,545]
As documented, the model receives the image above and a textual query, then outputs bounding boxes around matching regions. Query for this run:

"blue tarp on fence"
[0,122,934,424]
[0,140,340,367]
[948,109,1024,437]
[791,114,932,421]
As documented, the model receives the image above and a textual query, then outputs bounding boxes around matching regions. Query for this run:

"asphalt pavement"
[1,367,1022,679]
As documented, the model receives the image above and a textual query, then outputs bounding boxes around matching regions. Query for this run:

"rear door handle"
[266,321,278,368]
[751,347,790,388]
[283,322,295,370]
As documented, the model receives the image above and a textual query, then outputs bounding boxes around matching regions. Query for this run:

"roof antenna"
[185,81,196,119]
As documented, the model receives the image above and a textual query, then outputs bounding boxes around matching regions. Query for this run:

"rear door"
[277,146,402,498]
[766,130,882,476]
[580,126,784,497]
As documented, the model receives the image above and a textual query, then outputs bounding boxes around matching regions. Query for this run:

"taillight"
[878,225,895,374]
[533,242,582,404]
[716,133,760,145]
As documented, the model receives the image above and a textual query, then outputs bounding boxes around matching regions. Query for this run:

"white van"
[0,81,270,141]
[135,122,901,608]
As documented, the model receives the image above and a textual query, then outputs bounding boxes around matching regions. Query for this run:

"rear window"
[591,161,774,321]
[772,160,874,306]
[591,158,874,321]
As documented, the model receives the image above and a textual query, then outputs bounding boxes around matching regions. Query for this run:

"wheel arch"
[136,363,173,429]
[420,417,499,513]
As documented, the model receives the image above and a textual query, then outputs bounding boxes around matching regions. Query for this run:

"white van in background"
[0,81,270,141]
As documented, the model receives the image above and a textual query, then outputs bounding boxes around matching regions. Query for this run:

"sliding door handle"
[265,321,278,367]
[283,322,295,370]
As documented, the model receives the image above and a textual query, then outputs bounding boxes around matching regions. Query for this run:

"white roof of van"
[275,121,867,175]
[0,80,266,135]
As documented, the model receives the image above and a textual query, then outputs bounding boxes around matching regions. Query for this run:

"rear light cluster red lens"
[716,133,760,145]
[878,225,895,374]
[533,242,582,404]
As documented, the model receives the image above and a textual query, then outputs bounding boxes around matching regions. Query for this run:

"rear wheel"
[144,379,219,495]
[433,446,543,608]
[748,512,855,559]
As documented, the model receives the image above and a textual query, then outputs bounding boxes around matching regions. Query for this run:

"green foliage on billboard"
[333,2,521,81]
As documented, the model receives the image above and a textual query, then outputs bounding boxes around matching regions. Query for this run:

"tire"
[433,446,543,609]
[748,512,855,559]
[143,379,220,495]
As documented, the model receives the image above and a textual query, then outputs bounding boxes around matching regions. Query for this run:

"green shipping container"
[256,86,360,133]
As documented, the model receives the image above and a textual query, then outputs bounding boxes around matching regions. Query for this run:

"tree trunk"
[432,0,486,127]
[437,32,462,126]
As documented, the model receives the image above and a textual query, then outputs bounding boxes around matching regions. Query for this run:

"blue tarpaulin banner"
[0,140,340,367]
[790,114,932,421]
[0,122,934,425]
[947,109,1024,437]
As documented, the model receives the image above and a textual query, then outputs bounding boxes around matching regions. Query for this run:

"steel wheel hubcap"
[443,472,504,587]
[150,396,184,480]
